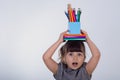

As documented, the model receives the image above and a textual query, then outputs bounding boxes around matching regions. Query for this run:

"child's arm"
[82,30,101,75]
[43,31,67,74]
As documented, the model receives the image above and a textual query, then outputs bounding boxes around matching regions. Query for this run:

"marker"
[72,8,76,22]
[77,8,81,22]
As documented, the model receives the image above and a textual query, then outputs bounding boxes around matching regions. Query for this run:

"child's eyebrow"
[77,52,84,55]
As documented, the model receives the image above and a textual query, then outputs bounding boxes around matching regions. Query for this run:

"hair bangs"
[65,40,84,53]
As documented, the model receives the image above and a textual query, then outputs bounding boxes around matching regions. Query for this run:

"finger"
[62,30,68,34]
[81,29,87,34]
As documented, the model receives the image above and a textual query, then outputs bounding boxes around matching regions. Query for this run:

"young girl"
[43,30,101,80]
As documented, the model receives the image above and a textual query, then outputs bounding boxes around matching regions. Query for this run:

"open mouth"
[72,62,78,67]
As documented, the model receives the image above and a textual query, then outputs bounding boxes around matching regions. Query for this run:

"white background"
[0,0,120,80]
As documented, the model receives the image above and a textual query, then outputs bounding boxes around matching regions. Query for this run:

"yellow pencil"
[68,4,74,22]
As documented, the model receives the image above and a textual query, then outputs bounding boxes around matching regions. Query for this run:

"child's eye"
[69,52,73,56]
[78,53,81,56]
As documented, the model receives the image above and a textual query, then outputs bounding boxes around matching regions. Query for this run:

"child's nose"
[73,56,78,60]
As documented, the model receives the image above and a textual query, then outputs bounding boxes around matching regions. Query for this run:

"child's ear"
[62,57,67,64]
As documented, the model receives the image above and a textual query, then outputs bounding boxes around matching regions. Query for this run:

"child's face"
[64,52,85,70]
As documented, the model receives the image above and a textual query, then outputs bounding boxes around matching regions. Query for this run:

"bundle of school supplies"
[65,4,81,22]
[63,4,86,41]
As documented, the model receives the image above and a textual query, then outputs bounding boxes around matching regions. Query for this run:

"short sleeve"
[53,62,63,80]
[81,62,92,79]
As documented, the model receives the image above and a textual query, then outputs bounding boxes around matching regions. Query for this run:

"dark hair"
[59,40,86,62]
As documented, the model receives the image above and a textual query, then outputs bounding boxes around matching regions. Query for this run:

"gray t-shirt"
[54,62,91,80]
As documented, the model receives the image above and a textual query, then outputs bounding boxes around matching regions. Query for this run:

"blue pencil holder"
[68,22,81,34]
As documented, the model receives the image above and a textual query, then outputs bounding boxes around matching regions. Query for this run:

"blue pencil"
[64,11,69,21]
